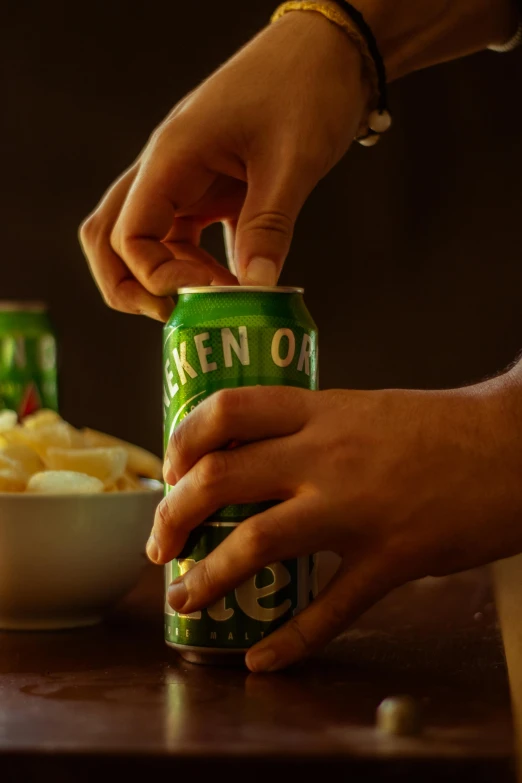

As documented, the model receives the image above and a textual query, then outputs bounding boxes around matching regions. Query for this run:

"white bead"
[488,19,522,52]
[357,133,380,147]
[368,109,392,133]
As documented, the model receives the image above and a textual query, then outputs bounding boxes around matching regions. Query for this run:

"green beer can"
[163,286,318,664]
[0,302,58,417]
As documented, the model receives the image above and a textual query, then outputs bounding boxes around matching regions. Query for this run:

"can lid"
[177,286,304,295]
[0,301,47,313]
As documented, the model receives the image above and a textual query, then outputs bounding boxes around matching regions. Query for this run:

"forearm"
[326,0,518,80]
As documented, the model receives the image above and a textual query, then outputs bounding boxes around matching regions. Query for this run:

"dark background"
[2,1,521,454]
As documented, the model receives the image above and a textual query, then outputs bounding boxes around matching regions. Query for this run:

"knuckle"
[169,423,188,463]
[102,289,121,311]
[147,121,171,150]
[117,233,137,261]
[194,557,216,595]
[210,388,241,431]
[116,236,168,297]
[244,210,293,239]
[78,213,100,250]
[143,276,169,298]
[148,118,192,158]
[243,520,277,562]
[193,451,229,494]
[322,599,348,633]
[136,275,162,297]
[101,282,136,314]
[285,615,312,655]
[154,498,173,538]
[108,226,122,256]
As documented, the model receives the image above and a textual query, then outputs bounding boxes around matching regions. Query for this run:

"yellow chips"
[0,409,162,494]
[45,447,128,486]
[22,410,62,430]
[0,410,18,433]
[82,429,163,481]
[0,467,27,492]
[27,471,104,495]
[0,444,44,476]
[2,421,84,458]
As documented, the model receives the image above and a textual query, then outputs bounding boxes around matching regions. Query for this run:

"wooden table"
[0,566,514,782]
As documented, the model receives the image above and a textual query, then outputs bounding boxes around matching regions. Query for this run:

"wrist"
[272,3,385,141]
[274,2,370,75]
[347,0,518,81]
[273,5,372,109]
[471,363,522,463]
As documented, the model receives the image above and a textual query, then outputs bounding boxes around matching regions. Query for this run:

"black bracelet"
[330,1,387,110]
[328,1,391,145]
[271,1,393,146]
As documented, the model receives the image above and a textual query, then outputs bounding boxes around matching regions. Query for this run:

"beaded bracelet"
[271,0,392,146]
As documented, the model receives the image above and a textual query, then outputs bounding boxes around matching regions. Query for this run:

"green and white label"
[164,523,315,649]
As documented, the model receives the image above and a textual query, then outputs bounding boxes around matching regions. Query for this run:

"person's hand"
[79,8,368,321]
[149,373,522,672]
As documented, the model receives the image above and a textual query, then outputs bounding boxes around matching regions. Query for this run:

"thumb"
[235,155,315,286]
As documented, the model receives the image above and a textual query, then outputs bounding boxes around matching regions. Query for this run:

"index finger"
[164,386,310,484]
[166,496,315,615]
[111,143,236,295]
[80,165,174,321]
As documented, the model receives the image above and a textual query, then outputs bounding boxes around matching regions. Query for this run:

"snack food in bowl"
[0,410,163,629]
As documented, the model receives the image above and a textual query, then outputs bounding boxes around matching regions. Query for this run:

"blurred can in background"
[0,302,58,417]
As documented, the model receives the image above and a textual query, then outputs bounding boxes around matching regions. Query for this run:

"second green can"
[0,301,58,416]
[163,285,318,665]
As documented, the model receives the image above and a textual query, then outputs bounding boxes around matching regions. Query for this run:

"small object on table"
[376,695,422,736]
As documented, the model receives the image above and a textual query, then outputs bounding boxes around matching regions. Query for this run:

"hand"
[79,8,368,321]
[149,374,522,672]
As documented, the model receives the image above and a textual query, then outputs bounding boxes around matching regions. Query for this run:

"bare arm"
[345,0,518,80]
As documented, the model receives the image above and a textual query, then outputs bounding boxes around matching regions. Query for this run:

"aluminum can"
[163,286,318,664]
[0,301,58,416]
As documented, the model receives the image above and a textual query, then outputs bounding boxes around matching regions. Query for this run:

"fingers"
[162,216,235,285]
[164,386,310,485]
[162,239,237,288]
[110,139,235,295]
[162,215,203,246]
[153,438,298,563]
[245,556,396,673]
[79,165,174,321]
[234,151,320,286]
[165,497,316,611]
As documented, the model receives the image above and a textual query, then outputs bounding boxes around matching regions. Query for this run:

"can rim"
[177,286,304,295]
[0,301,48,313]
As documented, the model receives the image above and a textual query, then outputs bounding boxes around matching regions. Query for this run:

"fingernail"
[168,579,188,611]
[244,258,277,287]
[246,648,277,673]
[146,533,159,563]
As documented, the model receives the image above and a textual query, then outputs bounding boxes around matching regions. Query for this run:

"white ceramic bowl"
[0,480,162,630]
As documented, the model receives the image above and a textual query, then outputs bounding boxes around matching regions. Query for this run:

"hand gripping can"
[0,301,58,416]
[163,286,318,664]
